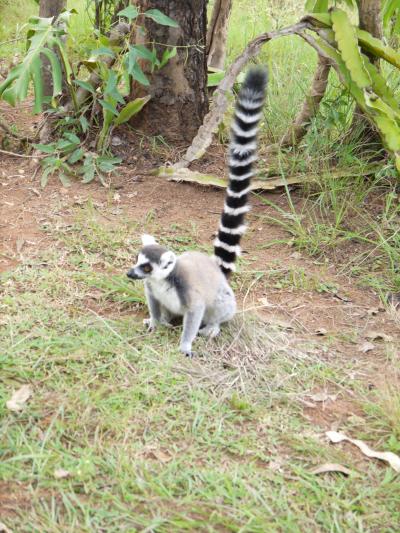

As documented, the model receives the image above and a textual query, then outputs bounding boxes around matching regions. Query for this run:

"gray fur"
[127,249,236,356]
[126,67,268,356]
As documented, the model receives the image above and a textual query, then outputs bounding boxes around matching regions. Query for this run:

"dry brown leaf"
[358,342,375,353]
[258,297,274,308]
[309,391,337,403]
[326,431,400,472]
[16,238,25,254]
[310,463,352,476]
[365,331,393,342]
[54,468,71,479]
[6,385,32,412]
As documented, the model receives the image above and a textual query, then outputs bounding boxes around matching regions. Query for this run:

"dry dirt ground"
[1,151,399,409]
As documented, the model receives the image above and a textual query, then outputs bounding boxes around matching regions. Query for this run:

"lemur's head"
[127,235,177,281]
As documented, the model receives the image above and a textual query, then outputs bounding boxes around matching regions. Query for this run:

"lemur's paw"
[143,318,157,332]
[180,343,194,358]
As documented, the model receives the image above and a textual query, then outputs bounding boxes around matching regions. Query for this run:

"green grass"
[1,207,400,531]
[0,0,37,57]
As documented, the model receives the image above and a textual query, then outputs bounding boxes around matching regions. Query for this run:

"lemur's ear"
[160,251,176,269]
[141,234,157,246]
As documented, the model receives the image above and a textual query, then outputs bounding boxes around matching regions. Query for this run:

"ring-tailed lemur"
[127,68,268,356]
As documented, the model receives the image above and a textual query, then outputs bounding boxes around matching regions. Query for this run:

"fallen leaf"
[258,297,274,308]
[315,328,327,336]
[268,459,283,471]
[365,331,393,342]
[309,391,337,403]
[6,385,32,412]
[290,251,302,260]
[358,342,375,353]
[326,430,400,472]
[16,238,25,254]
[54,468,71,479]
[310,463,352,476]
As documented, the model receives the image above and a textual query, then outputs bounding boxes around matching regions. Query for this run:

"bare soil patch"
[1,124,399,431]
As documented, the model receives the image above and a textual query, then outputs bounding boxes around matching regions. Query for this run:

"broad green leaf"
[58,172,71,187]
[0,65,22,98]
[33,143,57,153]
[363,57,400,113]
[55,139,78,152]
[144,9,179,27]
[104,71,125,103]
[96,156,122,172]
[68,147,84,164]
[99,99,119,116]
[305,0,329,13]
[356,29,400,69]
[159,47,177,69]
[74,79,96,94]
[128,60,149,86]
[79,115,89,133]
[40,165,55,188]
[207,70,224,87]
[63,132,80,144]
[40,48,62,98]
[382,0,399,29]
[130,45,158,66]
[331,8,371,89]
[313,38,366,107]
[117,5,139,21]
[98,34,111,47]
[114,96,151,125]
[90,46,115,58]
[31,56,44,113]
[372,111,400,152]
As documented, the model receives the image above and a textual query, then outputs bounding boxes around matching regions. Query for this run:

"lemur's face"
[127,243,177,281]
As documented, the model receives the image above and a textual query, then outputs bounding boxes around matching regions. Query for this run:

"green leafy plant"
[34,132,121,187]
[0,11,76,113]
[301,8,400,171]
[0,6,178,185]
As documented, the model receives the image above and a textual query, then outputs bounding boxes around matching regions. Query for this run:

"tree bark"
[39,0,66,104]
[352,0,382,142]
[133,0,208,144]
[206,0,232,69]
[358,0,382,64]
[280,54,330,147]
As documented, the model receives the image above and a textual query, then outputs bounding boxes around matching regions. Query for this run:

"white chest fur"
[147,279,183,316]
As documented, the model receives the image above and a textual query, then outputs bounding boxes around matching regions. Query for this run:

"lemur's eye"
[142,264,152,273]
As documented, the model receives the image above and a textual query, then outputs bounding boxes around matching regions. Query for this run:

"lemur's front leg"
[180,304,205,357]
[144,283,161,331]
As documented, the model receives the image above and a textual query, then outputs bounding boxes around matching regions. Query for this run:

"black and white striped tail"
[214,67,268,276]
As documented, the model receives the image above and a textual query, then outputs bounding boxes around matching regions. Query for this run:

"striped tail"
[214,67,268,276]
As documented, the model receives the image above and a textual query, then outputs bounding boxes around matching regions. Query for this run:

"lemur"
[127,68,268,356]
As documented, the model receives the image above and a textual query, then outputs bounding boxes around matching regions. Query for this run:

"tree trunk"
[133,0,208,144]
[352,0,382,142]
[39,0,66,104]
[280,54,330,147]
[358,0,382,64]
[206,0,232,69]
